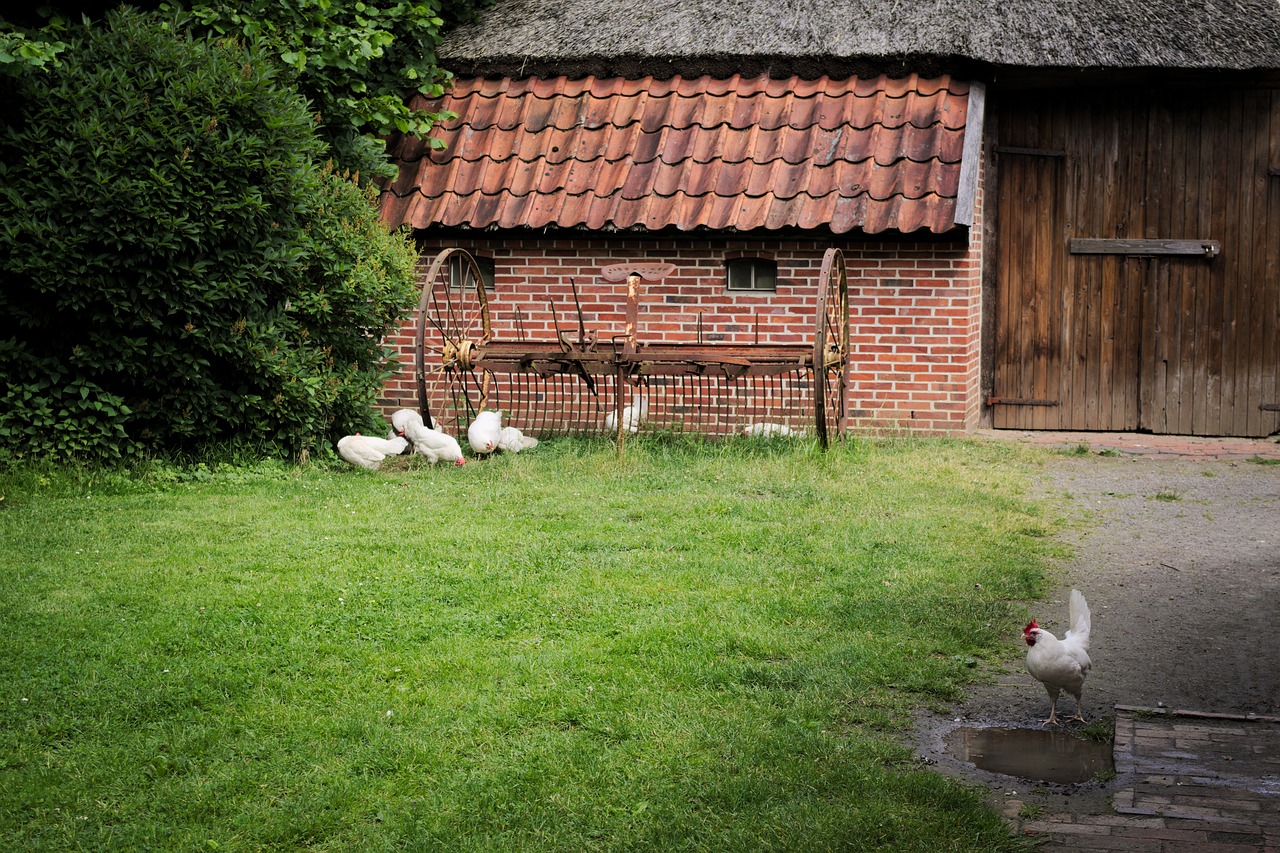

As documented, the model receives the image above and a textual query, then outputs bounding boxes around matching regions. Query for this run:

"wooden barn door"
[991,89,1280,436]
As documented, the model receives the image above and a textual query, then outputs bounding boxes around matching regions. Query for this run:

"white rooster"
[337,434,408,471]
[497,425,539,453]
[389,408,466,466]
[467,410,503,455]
[604,393,647,434]
[1023,589,1093,726]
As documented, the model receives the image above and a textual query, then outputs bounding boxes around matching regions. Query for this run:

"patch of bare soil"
[915,451,1280,805]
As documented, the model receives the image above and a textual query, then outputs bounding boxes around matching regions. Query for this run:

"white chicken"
[1023,589,1093,725]
[388,408,465,466]
[742,422,806,438]
[337,434,408,471]
[389,408,424,436]
[406,421,467,466]
[467,410,503,455]
[497,425,539,453]
[604,393,647,434]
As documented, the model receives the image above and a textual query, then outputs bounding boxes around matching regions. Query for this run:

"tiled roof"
[380,74,973,235]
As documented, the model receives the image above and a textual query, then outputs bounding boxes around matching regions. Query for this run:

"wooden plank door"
[992,144,1097,430]
[991,89,1280,436]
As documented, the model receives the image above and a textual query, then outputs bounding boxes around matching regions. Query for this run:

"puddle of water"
[944,726,1113,784]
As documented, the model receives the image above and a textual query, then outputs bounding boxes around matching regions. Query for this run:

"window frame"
[448,253,496,292]
[724,256,778,292]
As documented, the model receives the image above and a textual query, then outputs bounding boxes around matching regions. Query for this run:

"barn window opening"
[725,257,777,292]
[449,253,495,291]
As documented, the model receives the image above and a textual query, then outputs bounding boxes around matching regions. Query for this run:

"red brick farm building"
[376,1,1280,441]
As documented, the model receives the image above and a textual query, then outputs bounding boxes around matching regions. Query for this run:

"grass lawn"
[0,436,1058,851]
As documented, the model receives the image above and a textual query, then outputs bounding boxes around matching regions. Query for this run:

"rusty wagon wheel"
[812,247,850,448]
[414,248,492,435]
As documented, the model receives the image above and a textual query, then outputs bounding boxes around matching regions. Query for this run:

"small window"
[449,253,495,291]
[725,257,777,292]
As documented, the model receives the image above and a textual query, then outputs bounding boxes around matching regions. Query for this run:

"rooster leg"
[1040,687,1061,726]
[1065,695,1086,723]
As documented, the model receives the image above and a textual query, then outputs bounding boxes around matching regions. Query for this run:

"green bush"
[0,9,418,463]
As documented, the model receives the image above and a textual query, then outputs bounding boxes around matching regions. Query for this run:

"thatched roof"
[440,0,1280,79]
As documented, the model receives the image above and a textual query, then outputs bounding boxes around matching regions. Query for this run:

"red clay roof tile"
[381,73,972,235]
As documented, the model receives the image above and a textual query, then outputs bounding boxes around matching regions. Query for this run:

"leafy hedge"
[0,9,419,463]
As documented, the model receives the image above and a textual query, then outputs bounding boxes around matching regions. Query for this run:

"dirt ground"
[915,441,1280,799]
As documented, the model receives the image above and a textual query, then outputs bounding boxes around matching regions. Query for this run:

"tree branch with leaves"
[161,0,472,177]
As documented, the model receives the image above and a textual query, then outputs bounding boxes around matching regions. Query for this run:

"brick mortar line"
[1115,704,1280,724]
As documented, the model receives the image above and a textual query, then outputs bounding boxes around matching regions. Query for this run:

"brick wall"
[380,224,983,436]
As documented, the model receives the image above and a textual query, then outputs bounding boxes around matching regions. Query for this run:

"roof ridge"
[427,73,971,103]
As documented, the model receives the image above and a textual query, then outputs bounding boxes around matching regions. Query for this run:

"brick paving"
[1003,708,1280,852]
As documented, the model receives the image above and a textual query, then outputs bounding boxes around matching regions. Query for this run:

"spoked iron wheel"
[812,247,850,448]
[414,248,492,435]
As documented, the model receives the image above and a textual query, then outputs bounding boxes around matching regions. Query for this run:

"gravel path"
[970,446,1280,722]
[915,436,1280,842]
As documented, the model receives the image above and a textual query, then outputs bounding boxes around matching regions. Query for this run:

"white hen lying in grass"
[337,434,408,471]
[497,425,538,453]
[604,394,647,434]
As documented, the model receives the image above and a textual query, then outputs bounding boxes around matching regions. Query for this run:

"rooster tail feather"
[1068,589,1091,649]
